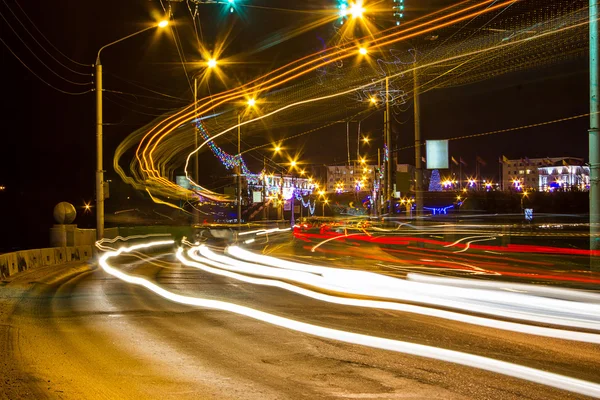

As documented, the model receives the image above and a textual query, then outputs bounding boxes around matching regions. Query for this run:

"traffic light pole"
[414,67,423,218]
[590,0,599,268]
[237,113,242,229]
[385,76,393,215]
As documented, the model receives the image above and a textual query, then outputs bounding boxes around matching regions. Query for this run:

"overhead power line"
[0,10,93,86]
[0,36,93,95]
[2,0,92,74]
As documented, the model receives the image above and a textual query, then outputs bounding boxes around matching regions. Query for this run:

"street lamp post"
[589,0,599,264]
[94,20,168,240]
[322,199,329,217]
[237,112,242,229]
[236,98,256,228]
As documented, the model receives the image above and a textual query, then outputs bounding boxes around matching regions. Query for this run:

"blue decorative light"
[423,204,454,215]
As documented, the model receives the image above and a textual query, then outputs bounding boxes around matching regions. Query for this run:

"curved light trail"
[180,247,600,344]
[124,1,524,200]
[98,239,600,398]
[224,246,600,330]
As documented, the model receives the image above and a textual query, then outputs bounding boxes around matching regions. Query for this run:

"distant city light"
[247,98,256,107]
[359,47,368,55]
[207,58,218,68]
[158,20,169,28]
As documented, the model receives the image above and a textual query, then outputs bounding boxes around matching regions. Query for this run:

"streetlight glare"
[207,58,218,68]
[349,2,365,18]
[158,20,169,28]
[359,47,368,55]
[247,98,256,107]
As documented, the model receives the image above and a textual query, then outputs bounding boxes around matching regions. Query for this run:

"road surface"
[0,238,598,399]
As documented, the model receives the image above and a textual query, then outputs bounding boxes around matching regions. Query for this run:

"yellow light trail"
[97,239,600,397]
[133,1,519,198]
[179,16,590,193]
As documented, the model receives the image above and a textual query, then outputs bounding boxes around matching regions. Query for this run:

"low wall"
[0,245,93,280]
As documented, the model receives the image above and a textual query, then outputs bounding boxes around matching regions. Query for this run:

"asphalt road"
[1,241,599,399]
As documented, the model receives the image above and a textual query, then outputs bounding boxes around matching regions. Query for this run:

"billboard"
[176,175,191,190]
[426,140,449,169]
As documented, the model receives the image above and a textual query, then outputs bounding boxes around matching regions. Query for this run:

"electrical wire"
[106,72,190,102]
[12,0,91,67]
[393,112,597,153]
[0,11,93,86]
[104,95,172,117]
[169,14,194,96]
[104,91,182,112]
[2,0,92,75]
[0,36,93,95]
[103,88,188,104]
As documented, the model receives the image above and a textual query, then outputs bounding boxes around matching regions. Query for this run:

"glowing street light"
[349,1,365,18]
[247,98,256,107]
[359,47,368,55]
[207,58,218,68]
[158,20,169,28]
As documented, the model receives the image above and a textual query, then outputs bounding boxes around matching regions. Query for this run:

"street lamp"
[237,98,257,228]
[95,19,169,240]
[192,56,219,226]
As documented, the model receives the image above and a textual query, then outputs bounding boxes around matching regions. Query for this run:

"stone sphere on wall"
[53,202,77,224]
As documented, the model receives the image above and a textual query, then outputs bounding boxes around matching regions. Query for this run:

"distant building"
[501,157,588,191]
[246,173,314,200]
[326,164,377,193]
[538,160,589,191]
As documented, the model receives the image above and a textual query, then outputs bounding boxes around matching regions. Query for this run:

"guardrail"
[0,245,93,280]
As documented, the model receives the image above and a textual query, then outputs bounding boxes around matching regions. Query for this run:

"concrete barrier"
[0,245,93,280]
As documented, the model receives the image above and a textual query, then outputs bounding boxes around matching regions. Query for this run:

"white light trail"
[310,233,363,252]
[453,237,497,253]
[443,235,494,248]
[98,240,600,398]
[407,274,600,303]
[180,248,600,344]
[225,246,600,330]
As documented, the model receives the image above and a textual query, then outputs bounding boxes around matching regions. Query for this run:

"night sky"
[0,0,591,251]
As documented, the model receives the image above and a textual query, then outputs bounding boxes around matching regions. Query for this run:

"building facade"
[538,162,590,191]
[326,164,377,193]
[501,157,587,191]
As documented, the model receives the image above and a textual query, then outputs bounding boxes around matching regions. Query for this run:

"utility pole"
[237,113,242,229]
[263,156,267,221]
[95,62,104,240]
[377,148,381,218]
[414,67,423,218]
[590,0,600,267]
[94,22,167,240]
[279,171,284,221]
[193,77,200,227]
[290,175,295,228]
[385,76,393,215]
